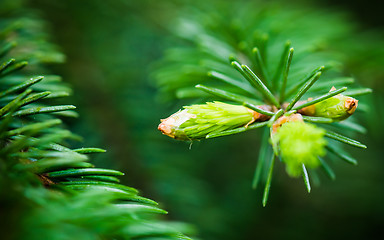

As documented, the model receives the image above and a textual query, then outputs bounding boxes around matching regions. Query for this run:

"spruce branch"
[155,3,370,205]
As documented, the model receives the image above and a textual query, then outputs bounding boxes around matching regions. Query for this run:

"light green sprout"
[272,121,327,177]
[158,101,262,140]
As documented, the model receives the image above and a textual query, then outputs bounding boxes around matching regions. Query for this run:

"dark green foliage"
[0,2,193,240]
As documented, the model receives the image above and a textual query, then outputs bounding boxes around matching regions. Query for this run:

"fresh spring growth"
[158,101,265,140]
[299,87,358,120]
[272,119,327,177]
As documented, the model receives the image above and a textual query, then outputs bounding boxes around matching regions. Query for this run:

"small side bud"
[299,87,358,121]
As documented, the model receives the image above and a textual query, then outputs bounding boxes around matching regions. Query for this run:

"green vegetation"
[0,1,193,239]
[1,0,384,240]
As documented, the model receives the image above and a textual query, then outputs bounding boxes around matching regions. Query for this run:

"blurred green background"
[26,0,384,239]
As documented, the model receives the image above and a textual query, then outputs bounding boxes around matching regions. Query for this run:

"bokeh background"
[26,0,384,239]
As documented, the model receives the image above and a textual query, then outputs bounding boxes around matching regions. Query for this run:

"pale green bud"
[272,121,327,177]
[158,101,260,140]
[301,87,358,121]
